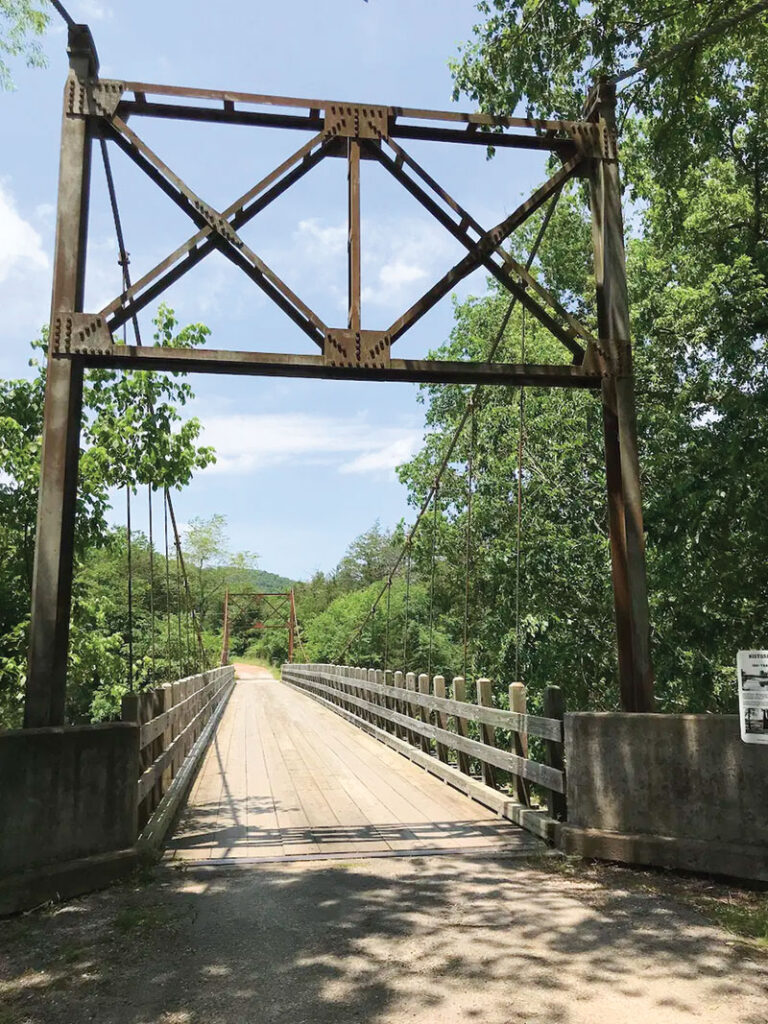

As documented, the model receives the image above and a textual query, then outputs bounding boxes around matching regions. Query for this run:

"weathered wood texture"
[282,664,567,839]
[166,667,541,862]
[122,666,234,828]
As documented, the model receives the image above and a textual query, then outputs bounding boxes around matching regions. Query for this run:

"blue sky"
[1,0,549,580]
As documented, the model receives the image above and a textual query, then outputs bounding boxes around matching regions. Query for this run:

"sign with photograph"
[737,650,768,744]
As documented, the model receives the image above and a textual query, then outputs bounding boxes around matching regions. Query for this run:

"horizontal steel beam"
[116,100,577,152]
[119,81,591,131]
[66,345,602,388]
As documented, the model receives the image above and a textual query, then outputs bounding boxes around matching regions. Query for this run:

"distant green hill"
[237,568,296,592]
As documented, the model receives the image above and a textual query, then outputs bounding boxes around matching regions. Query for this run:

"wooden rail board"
[165,667,541,863]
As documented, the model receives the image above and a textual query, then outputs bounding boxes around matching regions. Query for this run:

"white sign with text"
[737,650,768,744]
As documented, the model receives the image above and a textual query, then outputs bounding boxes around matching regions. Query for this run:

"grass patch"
[706,899,768,947]
[528,853,768,951]
[113,905,174,935]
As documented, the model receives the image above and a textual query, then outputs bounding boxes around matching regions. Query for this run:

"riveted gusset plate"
[324,330,391,368]
[52,313,114,355]
[66,73,125,118]
[565,121,617,161]
[188,198,243,246]
[325,104,389,140]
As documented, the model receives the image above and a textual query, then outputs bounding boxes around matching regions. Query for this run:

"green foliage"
[282,2,768,715]
[0,0,49,90]
[0,308,217,727]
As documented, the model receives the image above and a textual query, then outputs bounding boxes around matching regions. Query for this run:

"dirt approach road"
[1,852,767,1024]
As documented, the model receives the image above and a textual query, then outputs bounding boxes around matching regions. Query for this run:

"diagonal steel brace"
[374,139,591,360]
[106,117,329,346]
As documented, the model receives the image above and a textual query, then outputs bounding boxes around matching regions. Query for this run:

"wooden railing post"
[340,666,348,711]
[476,678,497,790]
[405,672,417,745]
[158,684,173,798]
[393,671,406,740]
[375,669,387,731]
[384,670,394,733]
[543,685,567,821]
[359,667,370,723]
[417,673,432,754]
[369,668,380,728]
[432,675,449,762]
[451,676,471,775]
[509,682,530,806]
[171,678,182,776]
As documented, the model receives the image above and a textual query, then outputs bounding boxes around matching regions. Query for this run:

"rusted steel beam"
[588,81,654,711]
[347,139,361,332]
[105,118,327,345]
[387,155,582,343]
[26,25,98,727]
[70,344,602,387]
[117,100,325,132]
[106,136,329,334]
[101,133,328,323]
[372,140,588,360]
[119,80,588,130]
[118,97,578,153]
[601,382,636,710]
[390,123,573,153]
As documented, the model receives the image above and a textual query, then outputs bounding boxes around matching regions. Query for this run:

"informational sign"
[737,651,768,744]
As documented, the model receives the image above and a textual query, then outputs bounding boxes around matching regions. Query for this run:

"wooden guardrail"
[281,663,566,842]
[121,666,235,830]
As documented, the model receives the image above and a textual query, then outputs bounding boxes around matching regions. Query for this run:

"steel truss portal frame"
[220,591,297,667]
[25,23,653,727]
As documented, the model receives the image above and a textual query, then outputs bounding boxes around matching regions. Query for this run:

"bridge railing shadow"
[1,854,765,1024]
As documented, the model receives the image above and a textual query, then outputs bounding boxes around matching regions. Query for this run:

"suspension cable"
[165,492,207,669]
[185,583,192,672]
[337,187,562,663]
[100,140,142,347]
[427,482,439,678]
[402,540,412,672]
[164,487,172,670]
[148,485,156,683]
[515,307,527,682]
[49,1,76,28]
[125,487,134,690]
[383,578,392,671]
[101,138,208,675]
[462,403,476,682]
[175,535,184,677]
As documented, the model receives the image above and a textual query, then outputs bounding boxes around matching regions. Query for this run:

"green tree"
[0,0,49,89]
[0,306,216,726]
[387,0,768,713]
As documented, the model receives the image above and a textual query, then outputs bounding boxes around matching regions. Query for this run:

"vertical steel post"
[25,26,98,727]
[288,589,296,664]
[220,588,230,666]
[588,80,654,712]
[347,139,361,332]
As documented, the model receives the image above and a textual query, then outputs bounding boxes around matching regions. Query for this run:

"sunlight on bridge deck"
[166,666,540,863]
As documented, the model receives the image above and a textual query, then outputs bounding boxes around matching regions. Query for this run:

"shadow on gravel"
[0,855,766,1024]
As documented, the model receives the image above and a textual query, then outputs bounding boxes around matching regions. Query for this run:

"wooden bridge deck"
[166,666,540,863]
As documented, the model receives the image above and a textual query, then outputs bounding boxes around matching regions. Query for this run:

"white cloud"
[339,434,419,475]
[0,182,52,352]
[361,220,454,308]
[0,183,48,284]
[264,214,458,319]
[200,411,421,478]
[296,218,347,255]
